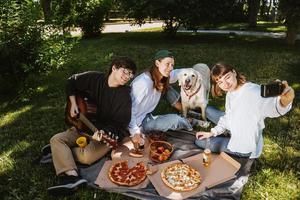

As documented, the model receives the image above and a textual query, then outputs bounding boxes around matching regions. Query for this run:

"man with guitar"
[47,57,137,195]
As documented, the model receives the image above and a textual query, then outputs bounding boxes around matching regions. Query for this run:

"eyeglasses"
[121,68,134,78]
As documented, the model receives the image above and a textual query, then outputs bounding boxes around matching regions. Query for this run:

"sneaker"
[40,153,52,164]
[41,144,51,156]
[47,175,87,196]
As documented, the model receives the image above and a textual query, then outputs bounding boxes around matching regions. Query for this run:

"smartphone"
[261,82,284,97]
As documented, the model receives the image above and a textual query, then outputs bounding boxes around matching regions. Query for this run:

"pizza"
[161,163,201,191]
[108,161,147,186]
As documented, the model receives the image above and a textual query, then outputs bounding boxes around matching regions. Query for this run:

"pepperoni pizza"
[108,161,147,186]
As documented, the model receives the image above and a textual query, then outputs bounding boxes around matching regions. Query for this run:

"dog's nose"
[185,79,190,84]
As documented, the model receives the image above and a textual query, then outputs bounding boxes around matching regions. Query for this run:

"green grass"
[182,21,287,33]
[0,32,299,199]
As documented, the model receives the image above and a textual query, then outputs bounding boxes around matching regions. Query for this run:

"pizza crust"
[161,163,201,191]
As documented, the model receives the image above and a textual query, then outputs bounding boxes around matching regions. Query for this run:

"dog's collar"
[183,85,201,100]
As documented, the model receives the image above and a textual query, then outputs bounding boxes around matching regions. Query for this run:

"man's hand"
[196,131,213,140]
[280,81,295,107]
[92,130,104,141]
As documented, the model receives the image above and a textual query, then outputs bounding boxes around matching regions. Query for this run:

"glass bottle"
[203,138,212,167]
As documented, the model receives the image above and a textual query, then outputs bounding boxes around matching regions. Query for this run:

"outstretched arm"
[261,81,294,118]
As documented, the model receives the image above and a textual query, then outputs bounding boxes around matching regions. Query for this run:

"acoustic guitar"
[65,95,119,149]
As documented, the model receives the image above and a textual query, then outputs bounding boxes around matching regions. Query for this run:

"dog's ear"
[194,70,202,82]
[193,70,202,88]
[178,72,183,86]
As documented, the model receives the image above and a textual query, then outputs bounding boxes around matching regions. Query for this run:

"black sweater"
[66,71,131,140]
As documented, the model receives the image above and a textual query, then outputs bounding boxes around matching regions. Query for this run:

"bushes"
[75,0,112,38]
[0,0,41,76]
[0,0,112,93]
[119,0,246,35]
[0,0,76,83]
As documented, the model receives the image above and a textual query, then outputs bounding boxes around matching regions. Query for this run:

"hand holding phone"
[279,81,295,107]
[261,81,284,97]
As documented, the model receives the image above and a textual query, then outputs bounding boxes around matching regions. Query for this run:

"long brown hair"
[211,62,246,97]
[149,62,169,93]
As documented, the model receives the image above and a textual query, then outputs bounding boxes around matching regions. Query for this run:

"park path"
[71,21,300,40]
[102,21,163,33]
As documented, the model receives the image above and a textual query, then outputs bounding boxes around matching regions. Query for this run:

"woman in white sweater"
[195,62,295,158]
[129,50,193,143]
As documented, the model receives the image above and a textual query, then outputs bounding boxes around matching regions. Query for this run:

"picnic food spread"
[108,161,147,186]
[161,163,201,191]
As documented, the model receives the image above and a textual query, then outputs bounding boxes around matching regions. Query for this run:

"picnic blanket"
[76,130,254,200]
[37,105,255,199]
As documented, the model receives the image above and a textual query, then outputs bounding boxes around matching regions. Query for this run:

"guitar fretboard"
[79,113,98,133]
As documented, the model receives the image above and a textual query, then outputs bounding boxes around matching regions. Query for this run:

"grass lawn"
[211,21,287,32]
[0,31,299,199]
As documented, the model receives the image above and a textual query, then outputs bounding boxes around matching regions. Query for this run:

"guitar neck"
[78,113,118,149]
[65,95,118,149]
[78,113,98,133]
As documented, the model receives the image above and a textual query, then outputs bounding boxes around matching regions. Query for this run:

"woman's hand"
[196,131,213,140]
[280,81,295,107]
[132,133,145,146]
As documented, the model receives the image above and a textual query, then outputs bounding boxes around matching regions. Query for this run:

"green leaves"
[75,0,112,37]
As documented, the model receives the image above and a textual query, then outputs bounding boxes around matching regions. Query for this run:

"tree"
[52,0,76,34]
[119,0,192,36]
[40,0,52,22]
[247,0,260,28]
[119,0,247,36]
[0,0,76,80]
[279,0,300,45]
[75,0,112,37]
[182,0,246,30]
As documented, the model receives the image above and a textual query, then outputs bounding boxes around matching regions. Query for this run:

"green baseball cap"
[154,50,174,60]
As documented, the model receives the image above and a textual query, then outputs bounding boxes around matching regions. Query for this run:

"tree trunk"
[248,0,260,28]
[266,0,272,19]
[40,0,52,22]
[260,0,267,20]
[286,23,298,45]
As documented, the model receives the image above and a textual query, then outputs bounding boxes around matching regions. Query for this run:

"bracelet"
[275,99,283,117]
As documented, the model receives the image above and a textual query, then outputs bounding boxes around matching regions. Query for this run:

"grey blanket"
[78,130,254,200]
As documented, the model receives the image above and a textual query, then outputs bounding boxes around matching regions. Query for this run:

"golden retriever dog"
[177,63,210,127]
